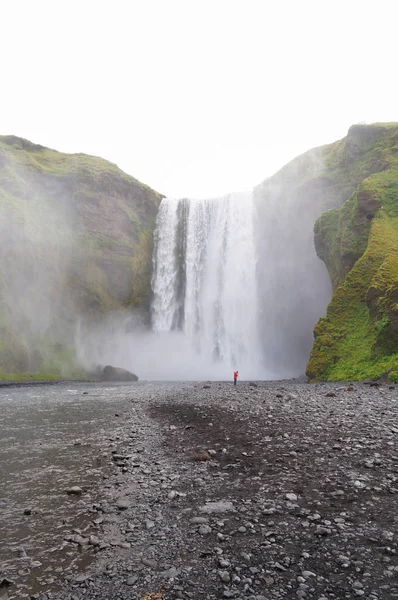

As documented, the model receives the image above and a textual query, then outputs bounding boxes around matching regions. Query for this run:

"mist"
[0,146,76,374]
[87,172,332,382]
[74,312,287,381]
[0,138,336,382]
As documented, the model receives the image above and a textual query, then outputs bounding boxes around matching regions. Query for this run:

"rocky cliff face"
[307,123,398,382]
[254,123,398,380]
[0,136,163,379]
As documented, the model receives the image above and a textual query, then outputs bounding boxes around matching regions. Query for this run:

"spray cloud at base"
[74,312,280,381]
[76,181,332,381]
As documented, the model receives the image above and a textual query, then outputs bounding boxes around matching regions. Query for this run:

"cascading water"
[151,192,264,378]
[75,185,331,381]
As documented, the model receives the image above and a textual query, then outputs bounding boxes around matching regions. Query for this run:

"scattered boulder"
[66,486,83,496]
[101,365,138,382]
[194,449,211,462]
[116,498,130,510]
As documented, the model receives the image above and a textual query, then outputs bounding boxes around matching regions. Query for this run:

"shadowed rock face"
[0,136,163,378]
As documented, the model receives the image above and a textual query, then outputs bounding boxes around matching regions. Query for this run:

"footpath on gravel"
[3,380,398,600]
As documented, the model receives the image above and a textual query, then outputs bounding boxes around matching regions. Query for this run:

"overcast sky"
[1,0,397,198]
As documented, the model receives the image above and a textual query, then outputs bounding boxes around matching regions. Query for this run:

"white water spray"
[151,192,264,378]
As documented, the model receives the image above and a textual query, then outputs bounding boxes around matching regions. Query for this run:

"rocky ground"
[2,380,398,600]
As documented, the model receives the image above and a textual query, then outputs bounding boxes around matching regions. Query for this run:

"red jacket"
[234,371,238,379]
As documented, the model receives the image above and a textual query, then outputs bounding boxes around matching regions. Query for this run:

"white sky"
[1,0,397,198]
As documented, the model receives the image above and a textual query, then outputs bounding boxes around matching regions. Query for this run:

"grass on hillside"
[308,198,398,382]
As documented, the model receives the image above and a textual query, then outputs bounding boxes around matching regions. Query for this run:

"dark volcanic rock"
[5,380,397,600]
[100,365,138,382]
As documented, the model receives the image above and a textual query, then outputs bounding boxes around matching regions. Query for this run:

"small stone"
[219,559,231,568]
[89,535,100,546]
[286,493,298,501]
[190,517,209,524]
[194,450,211,461]
[145,520,155,530]
[219,570,230,583]
[263,508,275,515]
[142,557,157,569]
[126,575,138,586]
[315,526,330,536]
[198,525,212,535]
[302,571,316,578]
[161,566,179,579]
[66,486,83,496]
[352,581,364,589]
[199,501,234,514]
[74,534,89,546]
[116,499,130,510]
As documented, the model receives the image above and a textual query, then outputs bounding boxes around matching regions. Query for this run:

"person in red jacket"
[233,370,238,385]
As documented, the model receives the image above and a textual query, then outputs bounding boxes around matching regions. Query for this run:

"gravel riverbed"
[1,380,398,600]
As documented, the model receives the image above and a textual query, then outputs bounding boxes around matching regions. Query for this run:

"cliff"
[307,123,398,382]
[0,136,163,379]
[254,122,398,378]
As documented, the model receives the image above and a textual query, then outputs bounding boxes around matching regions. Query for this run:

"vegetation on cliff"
[307,123,398,381]
[253,123,398,377]
[0,136,163,380]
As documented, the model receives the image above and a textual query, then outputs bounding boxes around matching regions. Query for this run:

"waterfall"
[151,192,263,378]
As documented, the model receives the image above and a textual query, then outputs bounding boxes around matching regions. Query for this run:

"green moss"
[308,180,398,381]
[308,124,398,381]
[388,369,398,383]
[0,370,62,382]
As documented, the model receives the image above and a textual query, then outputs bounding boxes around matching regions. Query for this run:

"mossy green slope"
[307,123,398,381]
[254,123,398,376]
[0,136,163,379]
